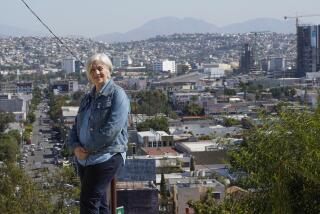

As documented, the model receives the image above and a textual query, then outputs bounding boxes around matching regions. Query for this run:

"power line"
[19,0,84,66]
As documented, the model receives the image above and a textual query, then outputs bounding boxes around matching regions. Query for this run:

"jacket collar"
[89,79,114,98]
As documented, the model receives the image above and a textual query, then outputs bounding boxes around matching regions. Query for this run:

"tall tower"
[296,25,320,77]
[239,43,253,73]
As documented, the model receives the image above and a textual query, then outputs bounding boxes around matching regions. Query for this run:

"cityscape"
[1,2,320,214]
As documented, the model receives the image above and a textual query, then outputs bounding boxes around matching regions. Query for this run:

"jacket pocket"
[93,99,112,127]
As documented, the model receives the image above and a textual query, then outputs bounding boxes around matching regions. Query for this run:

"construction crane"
[284,14,320,27]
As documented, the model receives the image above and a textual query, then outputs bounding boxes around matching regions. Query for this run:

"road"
[23,101,60,180]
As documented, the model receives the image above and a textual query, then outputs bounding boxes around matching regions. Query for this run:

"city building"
[0,82,33,94]
[169,178,225,214]
[0,94,29,121]
[117,182,158,214]
[16,82,33,94]
[154,60,176,73]
[62,57,76,73]
[268,57,286,78]
[137,130,174,147]
[51,79,79,94]
[61,106,79,128]
[297,25,320,77]
[112,56,122,68]
[239,43,254,73]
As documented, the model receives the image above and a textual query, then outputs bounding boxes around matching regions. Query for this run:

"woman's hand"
[74,146,88,160]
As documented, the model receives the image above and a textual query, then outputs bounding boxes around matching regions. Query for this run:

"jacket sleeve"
[67,115,82,155]
[87,88,130,153]
[67,93,89,155]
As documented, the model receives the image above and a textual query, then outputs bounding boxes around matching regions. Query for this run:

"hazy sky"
[1,0,320,37]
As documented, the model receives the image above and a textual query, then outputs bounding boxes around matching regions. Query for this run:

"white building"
[0,93,31,121]
[204,67,225,78]
[154,60,176,73]
[175,141,222,153]
[62,57,76,73]
[137,130,174,147]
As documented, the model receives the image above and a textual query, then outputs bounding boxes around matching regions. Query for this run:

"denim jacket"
[67,79,130,155]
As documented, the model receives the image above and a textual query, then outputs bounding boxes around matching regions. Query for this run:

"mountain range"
[94,17,295,43]
[0,17,295,42]
[0,24,46,37]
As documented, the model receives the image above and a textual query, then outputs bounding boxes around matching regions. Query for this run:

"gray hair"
[86,53,113,81]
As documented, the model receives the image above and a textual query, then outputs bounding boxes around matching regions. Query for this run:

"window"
[212,192,221,200]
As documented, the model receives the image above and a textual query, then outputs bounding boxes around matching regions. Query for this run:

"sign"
[117,159,156,181]
[116,206,124,214]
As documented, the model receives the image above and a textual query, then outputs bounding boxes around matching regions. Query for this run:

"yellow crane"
[284,14,320,27]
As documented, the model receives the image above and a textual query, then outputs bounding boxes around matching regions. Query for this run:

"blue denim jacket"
[67,79,130,155]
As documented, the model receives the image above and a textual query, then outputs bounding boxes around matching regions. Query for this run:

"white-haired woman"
[68,53,130,214]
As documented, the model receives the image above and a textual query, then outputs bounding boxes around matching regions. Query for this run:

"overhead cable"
[19,0,84,66]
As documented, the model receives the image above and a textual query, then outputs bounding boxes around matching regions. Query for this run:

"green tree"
[0,134,19,162]
[27,111,36,123]
[0,163,53,214]
[188,188,223,214]
[48,95,69,122]
[133,90,171,116]
[228,108,320,213]
[46,166,80,214]
[0,111,15,132]
[137,116,169,132]
[223,117,241,127]
[184,103,204,116]
[188,107,320,213]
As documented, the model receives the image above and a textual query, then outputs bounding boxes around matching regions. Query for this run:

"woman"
[68,53,130,214]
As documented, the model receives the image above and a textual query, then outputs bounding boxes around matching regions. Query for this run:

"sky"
[1,0,320,37]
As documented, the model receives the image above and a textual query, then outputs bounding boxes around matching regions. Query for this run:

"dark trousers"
[77,153,123,214]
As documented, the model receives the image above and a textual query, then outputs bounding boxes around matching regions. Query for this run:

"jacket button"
[90,128,93,131]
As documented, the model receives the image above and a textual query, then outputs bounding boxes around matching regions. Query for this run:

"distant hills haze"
[94,17,295,43]
[0,17,295,42]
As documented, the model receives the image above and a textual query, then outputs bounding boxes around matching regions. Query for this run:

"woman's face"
[89,61,111,89]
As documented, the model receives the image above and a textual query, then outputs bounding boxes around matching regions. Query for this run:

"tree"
[45,166,80,214]
[184,103,204,116]
[0,134,19,162]
[48,95,69,122]
[0,112,15,132]
[188,107,320,213]
[27,112,36,123]
[0,163,53,214]
[223,117,241,127]
[228,108,320,213]
[188,188,223,214]
[137,116,169,132]
[133,90,172,116]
